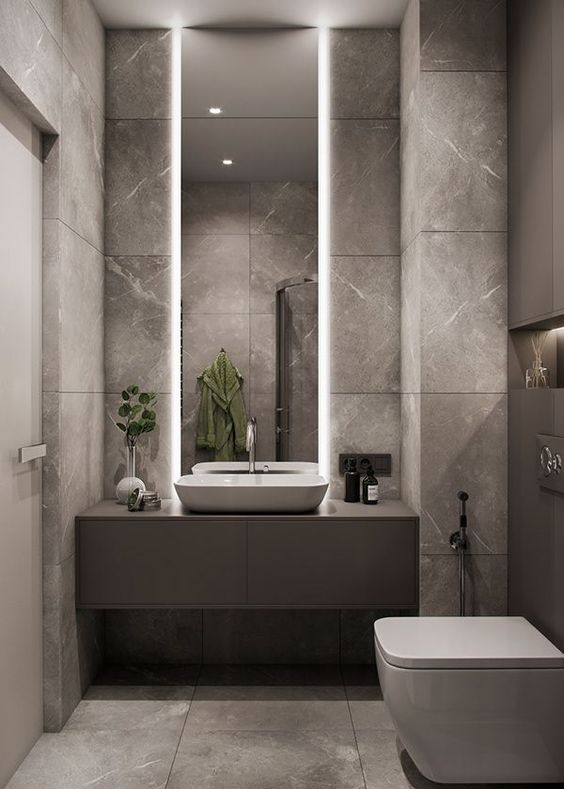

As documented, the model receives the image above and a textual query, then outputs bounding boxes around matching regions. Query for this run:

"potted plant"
[112,385,158,503]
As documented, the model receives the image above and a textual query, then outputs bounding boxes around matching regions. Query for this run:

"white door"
[0,89,43,787]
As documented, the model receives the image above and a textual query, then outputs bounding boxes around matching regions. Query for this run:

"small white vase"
[116,444,146,504]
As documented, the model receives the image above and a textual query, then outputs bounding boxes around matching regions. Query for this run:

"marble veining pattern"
[182,183,249,235]
[105,119,171,256]
[250,234,318,314]
[106,30,172,119]
[62,0,105,111]
[250,182,318,236]
[105,256,172,394]
[331,29,399,120]
[331,120,400,256]
[181,235,250,314]
[420,0,507,72]
[331,256,400,394]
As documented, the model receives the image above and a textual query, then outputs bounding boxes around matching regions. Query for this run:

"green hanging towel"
[196,350,248,461]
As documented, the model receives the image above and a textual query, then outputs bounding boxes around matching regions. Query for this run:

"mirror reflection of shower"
[276,276,318,461]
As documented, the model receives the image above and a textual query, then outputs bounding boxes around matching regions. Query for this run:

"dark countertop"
[77,498,418,521]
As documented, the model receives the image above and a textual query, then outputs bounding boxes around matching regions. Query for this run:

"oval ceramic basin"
[191,461,318,475]
[174,473,328,513]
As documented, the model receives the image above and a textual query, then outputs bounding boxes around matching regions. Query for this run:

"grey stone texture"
[400,0,508,614]
[329,30,402,501]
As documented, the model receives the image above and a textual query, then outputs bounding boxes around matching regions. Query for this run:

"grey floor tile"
[65,699,189,733]
[6,728,181,789]
[93,663,201,686]
[85,685,195,701]
[167,729,365,789]
[356,730,410,789]
[197,664,343,687]
[346,686,395,731]
[186,684,351,732]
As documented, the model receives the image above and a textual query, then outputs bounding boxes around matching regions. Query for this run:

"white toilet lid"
[374,616,564,669]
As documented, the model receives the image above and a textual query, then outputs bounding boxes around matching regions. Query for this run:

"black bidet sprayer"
[450,491,469,616]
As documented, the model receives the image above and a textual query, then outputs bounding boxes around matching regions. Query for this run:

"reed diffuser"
[525,332,550,388]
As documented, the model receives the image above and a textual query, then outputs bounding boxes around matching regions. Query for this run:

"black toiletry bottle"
[344,458,360,502]
[362,466,379,505]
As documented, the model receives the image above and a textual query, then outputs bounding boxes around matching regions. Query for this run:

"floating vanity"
[76,500,418,610]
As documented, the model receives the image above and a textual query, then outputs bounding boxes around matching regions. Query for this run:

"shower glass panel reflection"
[276,276,318,462]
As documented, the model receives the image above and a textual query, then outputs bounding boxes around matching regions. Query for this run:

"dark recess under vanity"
[76,500,419,610]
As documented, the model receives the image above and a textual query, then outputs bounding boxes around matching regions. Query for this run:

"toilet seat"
[374,615,564,669]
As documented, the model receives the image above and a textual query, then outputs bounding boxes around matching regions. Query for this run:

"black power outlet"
[338,453,392,476]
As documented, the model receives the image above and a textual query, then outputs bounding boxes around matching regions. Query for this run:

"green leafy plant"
[114,385,158,448]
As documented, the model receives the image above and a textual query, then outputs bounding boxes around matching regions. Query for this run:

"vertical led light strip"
[317,28,330,479]
[171,27,182,487]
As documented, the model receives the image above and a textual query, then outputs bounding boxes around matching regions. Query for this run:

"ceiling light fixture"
[208,107,223,114]
[222,159,233,166]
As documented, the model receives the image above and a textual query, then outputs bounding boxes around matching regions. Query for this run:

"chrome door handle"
[18,443,47,463]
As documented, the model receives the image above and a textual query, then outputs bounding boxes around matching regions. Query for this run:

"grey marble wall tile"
[203,610,340,664]
[331,256,400,394]
[250,182,317,236]
[420,0,506,72]
[331,120,400,256]
[62,0,104,111]
[420,393,507,554]
[182,313,250,397]
[420,71,507,232]
[251,235,318,314]
[105,393,172,498]
[250,392,276,461]
[106,30,172,120]
[181,393,210,473]
[400,83,420,253]
[400,0,420,109]
[400,393,421,514]
[61,59,104,251]
[42,392,61,567]
[250,314,276,395]
[105,256,171,394]
[43,219,61,392]
[0,0,62,133]
[330,394,400,499]
[182,235,249,314]
[420,554,507,615]
[30,0,62,45]
[182,183,249,235]
[59,393,104,561]
[105,610,203,664]
[419,231,507,393]
[331,30,399,120]
[400,238,421,394]
[60,225,104,393]
[105,119,171,256]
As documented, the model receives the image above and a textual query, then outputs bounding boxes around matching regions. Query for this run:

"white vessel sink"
[174,473,328,513]
[192,461,318,475]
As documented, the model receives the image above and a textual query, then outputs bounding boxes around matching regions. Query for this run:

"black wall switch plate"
[338,453,392,476]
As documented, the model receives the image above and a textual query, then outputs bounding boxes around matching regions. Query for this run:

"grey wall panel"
[508,0,553,325]
[248,520,418,607]
[552,0,564,313]
[508,390,556,643]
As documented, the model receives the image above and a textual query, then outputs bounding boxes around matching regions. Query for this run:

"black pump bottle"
[344,458,360,502]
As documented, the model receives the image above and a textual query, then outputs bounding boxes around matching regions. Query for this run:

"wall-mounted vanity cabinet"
[509,0,564,328]
[76,500,418,609]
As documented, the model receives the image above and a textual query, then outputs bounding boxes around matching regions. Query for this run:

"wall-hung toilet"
[374,616,564,784]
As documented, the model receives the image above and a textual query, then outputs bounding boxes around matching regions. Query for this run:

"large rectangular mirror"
[181,29,319,471]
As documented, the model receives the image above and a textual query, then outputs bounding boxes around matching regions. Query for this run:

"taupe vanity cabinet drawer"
[248,520,418,607]
[77,520,246,607]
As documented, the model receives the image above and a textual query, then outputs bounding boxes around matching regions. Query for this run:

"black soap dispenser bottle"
[362,465,379,505]
[344,458,360,503]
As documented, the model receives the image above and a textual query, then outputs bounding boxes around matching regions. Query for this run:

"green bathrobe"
[196,350,248,461]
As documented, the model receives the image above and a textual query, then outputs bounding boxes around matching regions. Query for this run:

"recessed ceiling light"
[222,159,233,166]
[208,107,223,115]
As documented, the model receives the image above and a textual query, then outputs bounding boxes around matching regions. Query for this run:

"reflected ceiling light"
[222,159,233,166]
[208,106,223,114]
